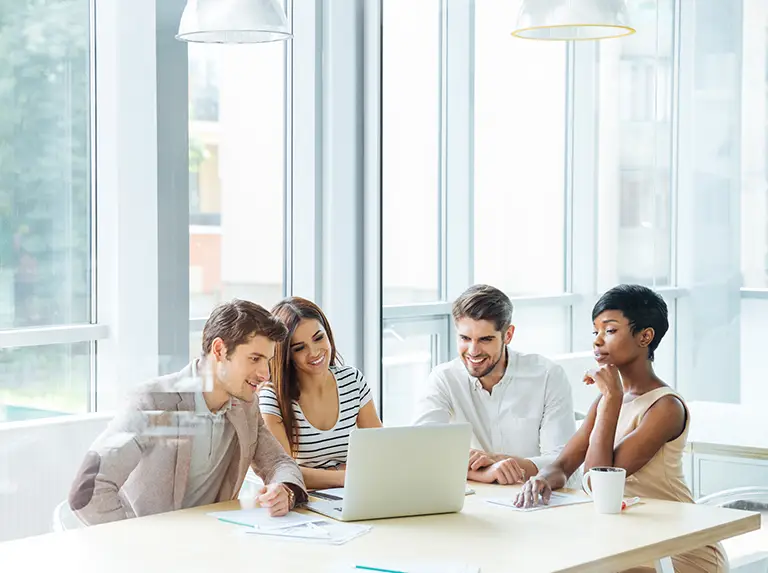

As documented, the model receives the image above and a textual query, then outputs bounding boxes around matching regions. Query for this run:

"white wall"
[0,414,111,542]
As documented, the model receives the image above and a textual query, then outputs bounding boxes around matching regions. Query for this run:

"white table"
[0,483,759,573]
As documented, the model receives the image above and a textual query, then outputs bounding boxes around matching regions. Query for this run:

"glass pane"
[382,0,441,304]
[0,0,92,328]
[383,331,437,427]
[0,342,90,421]
[510,306,569,357]
[653,298,676,387]
[596,0,674,289]
[741,0,768,287]
[190,330,202,361]
[741,299,768,404]
[675,0,743,404]
[188,42,285,318]
[473,0,567,295]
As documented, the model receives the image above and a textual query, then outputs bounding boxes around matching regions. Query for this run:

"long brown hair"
[269,297,341,454]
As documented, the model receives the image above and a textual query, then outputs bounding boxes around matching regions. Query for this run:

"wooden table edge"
[555,511,761,573]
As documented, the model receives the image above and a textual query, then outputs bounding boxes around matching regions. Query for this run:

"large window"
[0,0,92,419]
[741,0,768,289]
[382,317,449,426]
[0,343,90,422]
[188,42,286,322]
[739,0,768,403]
[379,0,768,426]
[596,0,675,290]
[382,0,441,305]
[474,0,567,297]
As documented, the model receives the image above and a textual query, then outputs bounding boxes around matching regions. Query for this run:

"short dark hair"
[202,299,288,357]
[592,284,668,361]
[452,284,513,332]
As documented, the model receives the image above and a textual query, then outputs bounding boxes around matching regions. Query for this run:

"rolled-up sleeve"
[251,407,307,503]
[528,365,576,471]
[412,370,453,425]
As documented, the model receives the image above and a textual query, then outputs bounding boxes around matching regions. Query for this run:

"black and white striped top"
[258,364,373,469]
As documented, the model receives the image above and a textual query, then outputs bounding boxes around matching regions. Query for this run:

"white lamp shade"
[176,0,291,44]
[512,0,634,41]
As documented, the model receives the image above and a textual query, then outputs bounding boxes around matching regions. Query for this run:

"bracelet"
[281,483,296,509]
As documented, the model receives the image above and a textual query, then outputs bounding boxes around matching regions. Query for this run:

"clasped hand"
[469,449,526,485]
[257,483,291,517]
[583,364,622,398]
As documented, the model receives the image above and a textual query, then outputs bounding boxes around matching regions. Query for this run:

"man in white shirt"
[413,284,576,485]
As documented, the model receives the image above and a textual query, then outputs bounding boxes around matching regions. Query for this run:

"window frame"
[375,0,699,425]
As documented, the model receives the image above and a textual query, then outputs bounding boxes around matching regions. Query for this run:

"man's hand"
[468,449,498,471]
[474,458,526,485]
[514,475,552,508]
[257,483,291,517]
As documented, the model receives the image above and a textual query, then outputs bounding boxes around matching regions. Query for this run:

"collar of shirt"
[191,358,234,417]
[469,347,517,393]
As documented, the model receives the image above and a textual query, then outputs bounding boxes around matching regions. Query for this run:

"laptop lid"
[340,423,471,521]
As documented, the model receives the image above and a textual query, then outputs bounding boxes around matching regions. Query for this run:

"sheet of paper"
[487,491,592,512]
[207,508,324,530]
[243,520,372,545]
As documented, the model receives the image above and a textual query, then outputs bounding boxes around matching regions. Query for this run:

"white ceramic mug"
[582,467,626,514]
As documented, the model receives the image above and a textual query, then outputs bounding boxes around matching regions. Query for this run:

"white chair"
[52,500,85,532]
[697,487,768,573]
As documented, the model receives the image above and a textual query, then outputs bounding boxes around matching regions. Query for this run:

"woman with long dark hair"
[259,297,382,490]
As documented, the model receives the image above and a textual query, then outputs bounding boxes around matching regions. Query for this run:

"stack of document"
[207,508,370,545]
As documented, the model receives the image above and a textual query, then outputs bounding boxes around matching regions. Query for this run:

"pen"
[621,497,641,510]
[355,566,407,573]
[217,517,253,528]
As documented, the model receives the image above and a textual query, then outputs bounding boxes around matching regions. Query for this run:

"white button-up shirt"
[413,348,576,470]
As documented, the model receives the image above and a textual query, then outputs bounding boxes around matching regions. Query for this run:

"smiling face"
[210,334,276,403]
[592,310,655,367]
[455,317,514,379]
[289,318,333,377]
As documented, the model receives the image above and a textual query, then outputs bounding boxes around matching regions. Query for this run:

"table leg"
[654,557,675,573]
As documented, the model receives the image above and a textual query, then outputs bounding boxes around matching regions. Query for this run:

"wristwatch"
[281,483,296,509]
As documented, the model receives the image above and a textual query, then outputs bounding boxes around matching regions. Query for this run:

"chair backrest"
[697,487,768,573]
[696,487,768,510]
[52,500,85,532]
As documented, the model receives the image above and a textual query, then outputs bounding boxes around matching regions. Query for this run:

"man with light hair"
[69,299,307,524]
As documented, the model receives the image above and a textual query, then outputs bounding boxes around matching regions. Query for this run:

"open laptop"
[305,423,471,522]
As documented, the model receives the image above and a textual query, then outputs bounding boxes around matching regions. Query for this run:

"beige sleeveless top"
[616,387,727,573]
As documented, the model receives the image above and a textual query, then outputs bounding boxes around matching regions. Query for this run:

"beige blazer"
[69,362,306,525]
